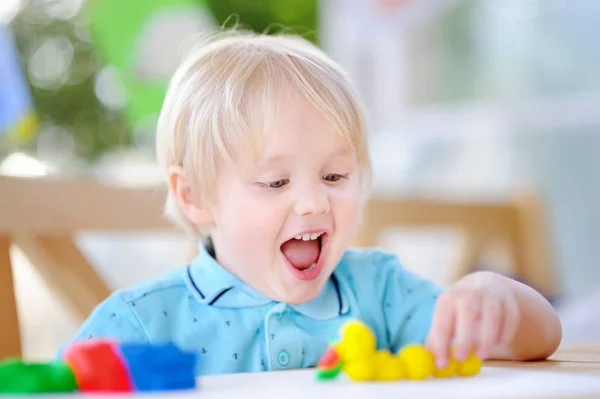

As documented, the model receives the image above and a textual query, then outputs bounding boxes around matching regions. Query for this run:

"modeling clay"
[398,344,435,380]
[0,339,198,394]
[0,359,77,394]
[63,339,133,392]
[432,356,457,378]
[456,351,483,376]
[316,319,482,382]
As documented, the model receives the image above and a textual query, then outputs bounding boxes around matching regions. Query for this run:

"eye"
[266,179,289,189]
[323,174,347,182]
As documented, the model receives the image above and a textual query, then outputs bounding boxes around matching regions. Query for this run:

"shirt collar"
[184,243,349,320]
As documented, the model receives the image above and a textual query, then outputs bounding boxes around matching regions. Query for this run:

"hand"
[425,272,521,368]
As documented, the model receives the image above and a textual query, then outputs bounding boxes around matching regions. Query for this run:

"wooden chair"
[0,175,173,359]
[0,175,558,359]
[351,193,559,297]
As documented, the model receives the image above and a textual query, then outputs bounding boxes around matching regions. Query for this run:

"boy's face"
[207,93,362,304]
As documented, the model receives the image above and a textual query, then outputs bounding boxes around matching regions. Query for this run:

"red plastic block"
[63,339,133,392]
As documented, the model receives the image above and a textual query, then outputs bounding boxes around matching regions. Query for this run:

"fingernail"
[436,357,447,369]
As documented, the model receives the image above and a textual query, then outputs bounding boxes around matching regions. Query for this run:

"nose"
[293,183,331,216]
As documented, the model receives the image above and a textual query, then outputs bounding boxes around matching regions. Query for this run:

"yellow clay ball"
[456,352,483,377]
[340,341,375,363]
[433,357,457,378]
[398,344,435,380]
[338,320,377,361]
[340,320,377,349]
[374,350,404,381]
[343,357,377,381]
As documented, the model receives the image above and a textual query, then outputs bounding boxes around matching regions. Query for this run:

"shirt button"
[277,350,290,367]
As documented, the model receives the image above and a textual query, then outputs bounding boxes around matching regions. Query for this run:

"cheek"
[332,183,362,232]
[217,189,285,250]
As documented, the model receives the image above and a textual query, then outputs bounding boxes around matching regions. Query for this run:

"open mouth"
[280,232,327,280]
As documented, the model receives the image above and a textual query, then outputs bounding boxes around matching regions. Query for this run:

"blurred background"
[1,0,599,360]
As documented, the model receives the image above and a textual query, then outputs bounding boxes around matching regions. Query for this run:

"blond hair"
[156,30,371,236]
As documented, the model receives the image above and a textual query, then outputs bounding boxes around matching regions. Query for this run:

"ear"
[168,166,213,226]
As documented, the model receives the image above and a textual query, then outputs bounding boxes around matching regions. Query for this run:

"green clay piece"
[316,363,342,380]
[0,359,78,393]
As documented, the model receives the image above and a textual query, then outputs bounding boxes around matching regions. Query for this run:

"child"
[56,31,561,375]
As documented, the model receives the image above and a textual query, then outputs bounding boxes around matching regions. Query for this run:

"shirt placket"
[264,303,304,371]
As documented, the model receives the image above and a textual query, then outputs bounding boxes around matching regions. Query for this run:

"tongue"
[281,239,320,270]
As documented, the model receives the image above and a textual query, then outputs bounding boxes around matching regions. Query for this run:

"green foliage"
[208,0,318,43]
[5,0,318,163]
[8,6,132,162]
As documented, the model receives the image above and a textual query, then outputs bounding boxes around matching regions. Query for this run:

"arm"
[426,271,562,367]
[489,274,562,361]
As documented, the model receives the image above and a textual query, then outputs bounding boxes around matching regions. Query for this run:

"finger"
[453,294,482,361]
[499,297,520,345]
[426,294,455,369]
[477,296,501,359]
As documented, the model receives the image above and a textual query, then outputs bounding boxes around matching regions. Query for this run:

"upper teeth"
[294,232,322,241]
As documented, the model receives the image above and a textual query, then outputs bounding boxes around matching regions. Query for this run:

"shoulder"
[56,266,209,359]
[75,267,191,339]
[114,267,190,306]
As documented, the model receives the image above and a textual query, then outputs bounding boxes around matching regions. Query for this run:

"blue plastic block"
[118,342,197,392]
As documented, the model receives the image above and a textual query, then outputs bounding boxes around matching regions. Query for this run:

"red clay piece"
[317,346,339,369]
[63,339,133,392]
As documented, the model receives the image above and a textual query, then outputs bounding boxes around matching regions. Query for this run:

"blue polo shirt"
[55,245,443,376]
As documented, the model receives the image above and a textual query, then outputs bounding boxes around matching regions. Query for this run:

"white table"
[193,367,600,399]
[10,366,596,399]
[6,343,600,399]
